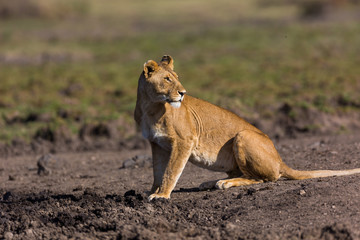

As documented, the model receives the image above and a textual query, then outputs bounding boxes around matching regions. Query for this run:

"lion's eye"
[165,77,172,82]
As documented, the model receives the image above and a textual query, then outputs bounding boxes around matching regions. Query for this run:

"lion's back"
[183,95,261,137]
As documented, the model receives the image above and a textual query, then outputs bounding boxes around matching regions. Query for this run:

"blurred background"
[1,0,360,152]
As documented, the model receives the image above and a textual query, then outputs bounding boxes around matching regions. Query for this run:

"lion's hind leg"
[200,177,263,190]
[215,177,263,189]
[200,176,263,190]
[228,130,282,188]
[200,130,283,190]
[199,169,243,190]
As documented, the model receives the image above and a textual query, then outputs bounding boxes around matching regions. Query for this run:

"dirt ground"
[1,133,360,240]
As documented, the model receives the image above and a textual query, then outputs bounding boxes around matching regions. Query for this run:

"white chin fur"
[170,101,181,108]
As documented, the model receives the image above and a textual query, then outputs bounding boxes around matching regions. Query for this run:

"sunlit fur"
[134,55,360,200]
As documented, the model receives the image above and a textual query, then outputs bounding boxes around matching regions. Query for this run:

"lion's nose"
[178,90,186,97]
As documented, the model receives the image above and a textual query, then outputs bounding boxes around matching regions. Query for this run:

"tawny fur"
[134,55,360,200]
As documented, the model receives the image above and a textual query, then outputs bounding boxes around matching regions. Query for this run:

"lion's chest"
[141,121,171,150]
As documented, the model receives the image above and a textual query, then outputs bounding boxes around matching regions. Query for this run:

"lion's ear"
[160,55,174,70]
[144,60,159,78]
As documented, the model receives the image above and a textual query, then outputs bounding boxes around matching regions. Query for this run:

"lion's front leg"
[148,141,193,200]
[149,142,170,194]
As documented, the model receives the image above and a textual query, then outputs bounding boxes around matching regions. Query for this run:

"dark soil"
[1,133,360,239]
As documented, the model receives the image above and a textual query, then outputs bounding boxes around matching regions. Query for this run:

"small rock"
[25,229,34,236]
[139,155,152,168]
[134,154,149,161]
[37,154,56,176]
[225,222,237,232]
[30,221,39,228]
[8,175,16,181]
[122,159,136,169]
[310,140,326,150]
[3,191,13,201]
[4,232,13,240]
[187,209,196,218]
[144,203,155,212]
[121,155,152,169]
[247,187,256,195]
[309,141,320,150]
[299,189,306,196]
[73,186,83,191]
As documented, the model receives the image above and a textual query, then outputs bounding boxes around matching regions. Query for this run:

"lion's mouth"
[166,96,184,104]
[166,99,182,108]
[166,99,181,103]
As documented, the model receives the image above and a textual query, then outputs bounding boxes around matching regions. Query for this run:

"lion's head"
[141,55,186,108]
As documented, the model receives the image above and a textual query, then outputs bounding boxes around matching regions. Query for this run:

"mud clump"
[79,123,114,140]
[121,155,152,169]
[301,223,353,240]
[37,154,58,176]
[3,112,52,125]
[123,190,145,208]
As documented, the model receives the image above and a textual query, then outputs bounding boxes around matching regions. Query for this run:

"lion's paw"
[148,193,170,201]
[215,180,231,190]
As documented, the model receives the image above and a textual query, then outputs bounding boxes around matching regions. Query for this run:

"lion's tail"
[281,163,360,180]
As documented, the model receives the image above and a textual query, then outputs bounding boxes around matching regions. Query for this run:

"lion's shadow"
[173,187,206,193]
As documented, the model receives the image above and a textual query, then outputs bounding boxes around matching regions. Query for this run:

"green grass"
[1,0,360,142]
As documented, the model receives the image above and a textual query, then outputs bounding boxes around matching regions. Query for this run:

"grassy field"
[1,0,360,143]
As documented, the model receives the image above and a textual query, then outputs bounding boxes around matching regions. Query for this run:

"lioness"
[135,55,360,200]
